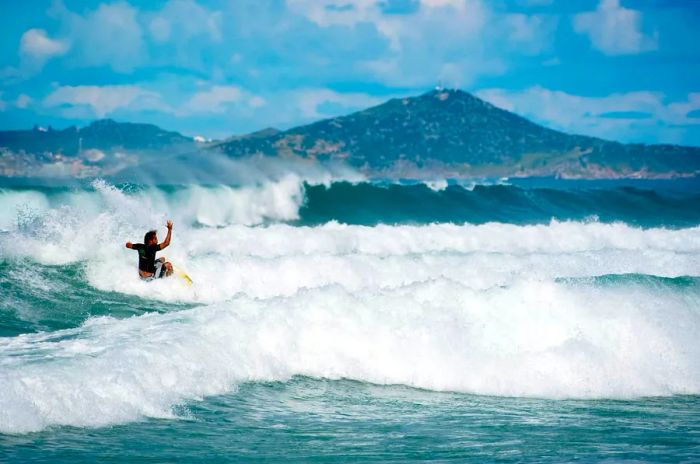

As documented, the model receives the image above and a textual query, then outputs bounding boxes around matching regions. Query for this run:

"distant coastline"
[2,89,699,180]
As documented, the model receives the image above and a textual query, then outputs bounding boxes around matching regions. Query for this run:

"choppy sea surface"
[1,172,700,462]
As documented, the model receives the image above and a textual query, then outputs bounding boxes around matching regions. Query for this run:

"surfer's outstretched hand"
[166,220,173,229]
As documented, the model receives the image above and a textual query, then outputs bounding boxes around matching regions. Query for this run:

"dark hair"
[144,230,157,244]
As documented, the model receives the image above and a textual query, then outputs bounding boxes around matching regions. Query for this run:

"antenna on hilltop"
[435,79,444,92]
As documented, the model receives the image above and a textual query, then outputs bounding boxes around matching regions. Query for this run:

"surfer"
[125,220,174,280]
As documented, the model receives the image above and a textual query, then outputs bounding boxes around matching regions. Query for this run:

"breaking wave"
[1,176,699,433]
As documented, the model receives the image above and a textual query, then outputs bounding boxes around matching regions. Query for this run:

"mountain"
[214,89,700,179]
[223,127,281,143]
[0,119,196,177]
[0,119,193,156]
[3,90,700,179]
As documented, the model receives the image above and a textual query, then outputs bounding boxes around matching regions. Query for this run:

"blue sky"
[1,0,699,145]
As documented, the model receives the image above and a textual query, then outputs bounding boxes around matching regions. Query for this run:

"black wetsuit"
[132,243,164,277]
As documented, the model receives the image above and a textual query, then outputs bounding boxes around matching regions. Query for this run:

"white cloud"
[668,93,700,124]
[286,0,554,88]
[15,94,33,109]
[37,1,223,74]
[476,86,700,144]
[296,88,384,119]
[420,0,467,8]
[477,86,663,133]
[287,0,487,51]
[149,17,172,42]
[517,0,554,6]
[286,0,378,28]
[363,55,505,88]
[43,85,166,118]
[176,85,268,115]
[287,0,403,52]
[183,85,243,114]
[573,0,657,56]
[49,1,147,73]
[361,0,495,86]
[249,95,267,108]
[142,0,223,70]
[20,28,69,59]
[505,13,557,54]
[208,87,392,133]
[19,28,69,70]
[39,81,267,121]
[148,0,222,43]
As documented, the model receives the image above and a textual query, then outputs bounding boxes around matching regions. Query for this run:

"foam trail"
[1,277,699,434]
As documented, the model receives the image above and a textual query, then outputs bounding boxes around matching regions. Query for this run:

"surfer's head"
[144,230,157,245]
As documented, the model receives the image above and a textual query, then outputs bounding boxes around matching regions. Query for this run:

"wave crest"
[1,277,699,433]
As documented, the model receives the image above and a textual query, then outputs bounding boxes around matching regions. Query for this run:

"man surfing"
[125,220,174,280]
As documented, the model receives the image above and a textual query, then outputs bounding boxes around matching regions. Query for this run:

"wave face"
[301,180,700,227]
[1,176,700,434]
[3,178,700,229]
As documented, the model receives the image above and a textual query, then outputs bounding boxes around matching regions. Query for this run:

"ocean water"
[1,171,700,462]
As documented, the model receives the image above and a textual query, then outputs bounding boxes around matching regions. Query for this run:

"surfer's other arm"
[159,220,173,250]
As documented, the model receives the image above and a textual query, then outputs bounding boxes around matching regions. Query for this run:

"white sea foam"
[0,189,51,231]
[1,277,699,433]
[2,184,700,302]
[425,179,448,191]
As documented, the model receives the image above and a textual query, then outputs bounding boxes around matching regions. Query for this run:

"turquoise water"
[3,379,699,462]
[1,176,700,462]
[301,180,700,227]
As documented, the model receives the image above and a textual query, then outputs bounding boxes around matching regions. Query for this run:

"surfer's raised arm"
[159,220,173,250]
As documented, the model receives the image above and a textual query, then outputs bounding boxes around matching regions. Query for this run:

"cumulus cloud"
[146,0,222,69]
[30,0,224,74]
[7,0,557,100]
[43,85,166,118]
[49,1,147,73]
[573,0,657,56]
[504,13,558,55]
[286,0,380,28]
[19,28,69,70]
[286,0,557,87]
[288,0,486,51]
[476,86,700,144]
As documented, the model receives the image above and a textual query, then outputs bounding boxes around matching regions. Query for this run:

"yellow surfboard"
[174,266,193,286]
